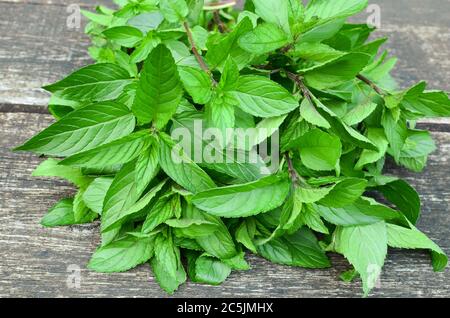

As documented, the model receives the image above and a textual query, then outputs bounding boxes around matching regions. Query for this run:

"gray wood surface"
[0,0,449,298]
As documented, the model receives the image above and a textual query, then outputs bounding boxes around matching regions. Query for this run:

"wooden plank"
[1,111,449,297]
[0,0,449,109]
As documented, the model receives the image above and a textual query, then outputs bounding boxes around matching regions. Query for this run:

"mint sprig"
[15,0,449,296]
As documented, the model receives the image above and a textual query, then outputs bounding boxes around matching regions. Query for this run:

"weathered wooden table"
[0,0,449,298]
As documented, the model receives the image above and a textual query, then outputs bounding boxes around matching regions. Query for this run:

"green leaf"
[382,108,408,161]
[82,177,113,215]
[319,178,368,207]
[158,132,216,193]
[206,17,254,70]
[295,184,333,204]
[184,204,238,259]
[15,101,135,157]
[193,255,232,285]
[398,155,428,173]
[314,97,378,151]
[41,198,95,227]
[81,9,113,26]
[297,128,342,171]
[127,12,164,33]
[142,194,181,233]
[305,0,368,21]
[101,161,143,233]
[222,251,250,270]
[219,56,240,91]
[151,233,186,294]
[334,221,387,296]
[401,83,450,117]
[43,64,133,102]
[315,198,399,226]
[178,66,213,104]
[135,143,160,194]
[304,53,371,89]
[387,223,447,272]
[257,227,330,268]
[253,0,290,34]
[103,179,167,233]
[235,219,257,253]
[191,25,208,50]
[160,0,189,23]
[343,102,377,126]
[300,98,330,129]
[192,174,290,218]
[376,179,421,224]
[171,111,264,182]
[73,188,96,222]
[231,75,299,118]
[205,92,236,144]
[102,26,143,48]
[88,235,154,273]
[132,44,183,128]
[245,115,287,151]
[167,219,219,237]
[355,128,389,170]
[130,34,161,63]
[60,131,153,167]
[278,194,303,233]
[299,204,329,234]
[301,18,345,43]
[32,158,92,188]
[238,23,289,55]
[292,42,344,64]
[400,130,436,159]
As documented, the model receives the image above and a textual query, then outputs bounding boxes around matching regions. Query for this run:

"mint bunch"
[15,0,449,296]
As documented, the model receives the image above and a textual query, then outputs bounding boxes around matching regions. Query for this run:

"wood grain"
[1,112,449,298]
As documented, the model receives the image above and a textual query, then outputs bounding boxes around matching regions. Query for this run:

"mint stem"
[356,74,386,96]
[183,22,217,85]
[213,10,227,33]
[286,72,312,100]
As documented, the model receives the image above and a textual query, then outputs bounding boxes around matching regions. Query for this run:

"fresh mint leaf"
[135,143,160,194]
[59,131,153,167]
[15,101,135,156]
[142,193,181,233]
[387,223,447,272]
[239,23,289,55]
[257,227,331,268]
[160,0,189,23]
[253,0,290,35]
[101,161,144,234]
[192,174,290,218]
[43,63,133,102]
[179,66,213,104]
[158,132,216,193]
[376,179,421,224]
[191,254,232,285]
[32,158,92,188]
[334,221,387,296]
[102,26,144,48]
[132,44,183,128]
[88,235,154,272]
[231,75,299,117]
[305,0,368,21]
[41,198,95,227]
[82,177,114,215]
[297,128,342,171]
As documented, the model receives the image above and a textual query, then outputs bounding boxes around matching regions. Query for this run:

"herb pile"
[15,0,449,296]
